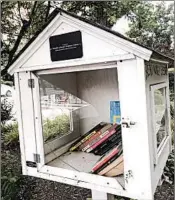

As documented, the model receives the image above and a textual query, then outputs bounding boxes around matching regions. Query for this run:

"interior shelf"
[47,151,125,188]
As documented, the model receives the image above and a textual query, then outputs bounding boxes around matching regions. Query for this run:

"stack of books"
[69,122,123,177]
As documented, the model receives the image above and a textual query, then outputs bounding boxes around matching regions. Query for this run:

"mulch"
[22,176,173,200]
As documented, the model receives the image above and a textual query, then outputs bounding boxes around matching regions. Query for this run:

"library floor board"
[47,151,125,188]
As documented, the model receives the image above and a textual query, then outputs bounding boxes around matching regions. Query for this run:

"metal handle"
[121,118,136,128]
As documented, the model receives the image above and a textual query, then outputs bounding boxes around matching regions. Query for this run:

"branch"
[1,1,38,77]
[29,1,38,22]
[45,1,51,22]
[17,1,23,22]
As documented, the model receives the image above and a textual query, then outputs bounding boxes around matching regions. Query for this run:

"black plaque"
[49,31,83,61]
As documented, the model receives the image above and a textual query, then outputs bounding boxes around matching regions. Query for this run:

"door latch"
[121,117,136,128]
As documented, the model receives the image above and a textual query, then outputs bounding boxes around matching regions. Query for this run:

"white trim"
[13,54,135,74]
[61,13,152,60]
[150,82,169,165]
[14,73,27,174]
[8,11,152,75]
[31,73,45,170]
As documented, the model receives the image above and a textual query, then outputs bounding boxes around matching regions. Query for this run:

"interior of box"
[37,67,124,185]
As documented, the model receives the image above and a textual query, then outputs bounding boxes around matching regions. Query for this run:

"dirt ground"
[20,176,173,200]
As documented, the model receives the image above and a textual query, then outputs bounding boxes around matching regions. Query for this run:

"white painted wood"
[39,164,124,191]
[45,137,80,164]
[47,151,101,172]
[31,73,45,169]
[117,58,153,200]
[13,54,134,74]
[27,168,152,200]
[27,170,129,198]
[91,190,115,200]
[77,67,119,134]
[60,13,152,60]
[8,11,152,75]
[145,60,171,194]
[14,73,27,175]
[18,72,37,173]
[150,82,169,165]
[24,21,127,69]
[10,16,170,199]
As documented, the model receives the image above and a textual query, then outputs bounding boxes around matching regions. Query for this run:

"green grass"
[2,122,19,147]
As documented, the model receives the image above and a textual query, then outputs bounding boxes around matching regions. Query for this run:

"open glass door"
[31,72,88,170]
[150,82,170,165]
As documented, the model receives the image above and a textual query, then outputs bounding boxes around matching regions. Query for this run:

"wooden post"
[91,190,115,200]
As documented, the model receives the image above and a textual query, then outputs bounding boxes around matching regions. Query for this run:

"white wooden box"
[8,9,172,200]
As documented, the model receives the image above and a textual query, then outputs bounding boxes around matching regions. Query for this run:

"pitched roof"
[9,8,173,68]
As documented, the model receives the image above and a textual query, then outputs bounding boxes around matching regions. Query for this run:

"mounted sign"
[49,31,83,62]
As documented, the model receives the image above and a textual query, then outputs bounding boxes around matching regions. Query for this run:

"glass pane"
[154,87,167,149]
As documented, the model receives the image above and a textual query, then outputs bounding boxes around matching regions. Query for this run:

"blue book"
[110,101,121,124]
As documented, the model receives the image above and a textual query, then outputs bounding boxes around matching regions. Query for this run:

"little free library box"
[8,8,173,200]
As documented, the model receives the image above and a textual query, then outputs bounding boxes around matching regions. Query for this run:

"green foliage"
[127,2,174,58]
[171,120,174,144]
[2,114,70,147]
[3,122,19,147]
[163,149,174,184]
[1,98,13,125]
[1,1,51,81]
[43,114,70,142]
[61,1,140,27]
[1,176,19,200]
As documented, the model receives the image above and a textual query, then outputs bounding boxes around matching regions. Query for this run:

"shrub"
[163,149,174,184]
[3,122,19,147]
[43,114,70,142]
[1,98,13,125]
[170,103,174,119]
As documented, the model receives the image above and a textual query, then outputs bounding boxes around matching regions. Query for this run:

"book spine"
[86,128,117,153]
[79,131,101,151]
[82,129,110,151]
[95,153,122,174]
[81,124,112,151]
[98,155,123,175]
[95,130,121,150]
[70,122,107,151]
[94,134,122,156]
[92,148,119,172]
[69,131,96,151]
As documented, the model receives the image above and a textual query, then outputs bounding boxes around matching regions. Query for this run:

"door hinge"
[34,153,40,163]
[26,161,37,168]
[28,79,35,88]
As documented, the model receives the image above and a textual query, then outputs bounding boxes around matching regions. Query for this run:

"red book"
[92,146,120,172]
[79,131,101,150]
[80,124,112,151]
[86,125,117,153]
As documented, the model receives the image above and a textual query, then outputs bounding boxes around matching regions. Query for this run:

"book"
[81,124,112,151]
[69,122,106,151]
[110,101,121,124]
[94,148,123,174]
[98,154,123,175]
[93,144,123,174]
[86,124,119,153]
[79,123,112,151]
[93,133,122,156]
[92,127,121,153]
[92,144,122,172]
[104,160,124,177]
